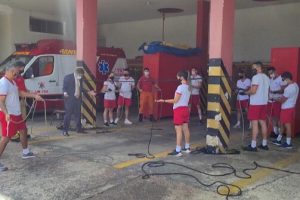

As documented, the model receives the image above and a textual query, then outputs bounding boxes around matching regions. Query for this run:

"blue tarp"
[139,41,201,57]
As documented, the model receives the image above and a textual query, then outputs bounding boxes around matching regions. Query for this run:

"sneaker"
[280,142,293,149]
[110,122,117,126]
[0,162,8,172]
[139,114,143,122]
[124,119,133,125]
[271,139,282,146]
[22,152,35,159]
[62,131,69,137]
[104,122,109,127]
[233,123,241,128]
[242,145,257,152]
[114,118,119,124]
[149,115,155,122]
[258,144,269,150]
[270,131,278,138]
[182,148,191,153]
[168,150,183,157]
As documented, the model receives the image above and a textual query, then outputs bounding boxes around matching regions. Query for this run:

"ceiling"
[0,0,299,24]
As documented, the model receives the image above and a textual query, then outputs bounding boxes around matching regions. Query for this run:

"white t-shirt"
[281,83,299,109]
[237,78,251,101]
[190,75,202,95]
[250,73,270,105]
[269,75,285,102]
[173,84,191,109]
[103,81,116,100]
[118,76,135,99]
[0,77,21,115]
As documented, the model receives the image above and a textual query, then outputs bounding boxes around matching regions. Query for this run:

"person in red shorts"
[267,67,286,138]
[101,73,117,127]
[0,64,43,172]
[189,67,203,123]
[271,72,299,149]
[243,62,270,152]
[156,70,191,157]
[233,70,251,129]
[115,69,135,125]
[137,68,161,122]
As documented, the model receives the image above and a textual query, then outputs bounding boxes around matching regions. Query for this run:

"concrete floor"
[0,114,300,200]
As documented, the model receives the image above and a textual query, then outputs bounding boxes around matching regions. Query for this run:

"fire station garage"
[0,0,300,200]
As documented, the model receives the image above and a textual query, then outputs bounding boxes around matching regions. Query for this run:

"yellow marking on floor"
[219,152,300,195]
[113,143,204,169]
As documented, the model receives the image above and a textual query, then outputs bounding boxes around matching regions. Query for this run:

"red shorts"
[173,106,190,125]
[267,102,281,118]
[248,105,267,121]
[0,112,26,138]
[280,108,295,124]
[189,95,200,107]
[104,99,116,109]
[236,100,249,110]
[117,96,132,107]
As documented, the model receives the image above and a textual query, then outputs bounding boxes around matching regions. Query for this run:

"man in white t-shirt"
[267,67,286,138]
[233,70,251,129]
[272,72,299,149]
[0,65,43,172]
[189,68,203,123]
[243,62,270,152]
[115,69,135,125]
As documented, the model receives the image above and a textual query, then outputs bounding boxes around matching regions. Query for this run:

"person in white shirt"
[272,72,299,149]
[233,70,251,129]
[189,68,203,123]
[243,62,270,152]
[156,70,191,157]
[101,73,117,127]
[267,67,286,138]
[0,64,43,172]
[115,69,135,125]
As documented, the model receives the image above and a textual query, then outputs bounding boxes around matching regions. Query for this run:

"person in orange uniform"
[137,68,161,122]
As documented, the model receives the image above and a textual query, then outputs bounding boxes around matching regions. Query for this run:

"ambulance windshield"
[0,55,33,73]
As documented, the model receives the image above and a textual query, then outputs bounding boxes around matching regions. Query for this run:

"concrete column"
[209,0,235,75]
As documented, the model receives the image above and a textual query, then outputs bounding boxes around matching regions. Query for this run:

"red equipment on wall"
[271,47,300,137]
[143,52,204,120]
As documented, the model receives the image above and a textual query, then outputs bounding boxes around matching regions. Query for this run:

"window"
[30,17,64,35]
[25,56,54,79]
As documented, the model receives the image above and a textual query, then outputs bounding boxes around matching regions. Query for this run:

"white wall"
[100,2,300,62]
[234,3,300,62]
[0,5,75,62]
[100,15,197,58]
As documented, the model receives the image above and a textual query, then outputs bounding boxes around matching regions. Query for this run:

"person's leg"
[0,137,10,158]
[285,123,292,145]
[148,93,154,121]
[182,123,191,148]
[196,104,202,121]
[63,99,73,133]
[109,108,114,123]
[19,129,28,149]
[259,119,268,147]
[125,106,129,120]
[74,99,82,131]
[175,125,183,151]
[251,120,259,148]
[139,92,145,121]
[103,108,108,124]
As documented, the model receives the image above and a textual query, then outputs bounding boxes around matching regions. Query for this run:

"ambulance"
[0,39,128,111]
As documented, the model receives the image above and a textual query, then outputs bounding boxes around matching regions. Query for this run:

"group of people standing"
[234,62,299,151]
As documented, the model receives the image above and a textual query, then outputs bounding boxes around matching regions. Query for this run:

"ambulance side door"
[24,55,58,95]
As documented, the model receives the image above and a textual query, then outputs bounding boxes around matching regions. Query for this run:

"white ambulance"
[0,39,128,111]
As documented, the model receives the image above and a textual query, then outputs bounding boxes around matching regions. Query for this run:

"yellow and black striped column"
[206,58,232,154]
[77,61,97,128]
[199,76,208,115]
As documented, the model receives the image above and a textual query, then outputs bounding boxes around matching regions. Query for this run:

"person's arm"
[154,83,161,91]
[137,78,142,92]
[245,85,258,95]
[0,96,9,122]
[101,82,109,93]
[19,91,44,101]
[156,93,181,104]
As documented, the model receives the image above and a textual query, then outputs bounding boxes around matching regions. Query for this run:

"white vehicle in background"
[0,39,128,111]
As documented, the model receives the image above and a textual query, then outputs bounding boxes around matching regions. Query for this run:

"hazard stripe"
[199,77,207,114]
[77,61,97,127]
[206,58,232,153]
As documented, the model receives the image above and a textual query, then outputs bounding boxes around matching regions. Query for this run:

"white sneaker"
[233,123,241,128]
[124,119,133,125]
[114,118,119,124]
[248,123,252,129]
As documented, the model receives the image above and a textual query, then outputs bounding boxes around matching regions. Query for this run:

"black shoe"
[110,122,117,126]
[149,115,155,122]
[62,131,69,137]
[77,129,86,134]
[258,144,269,150]
[270,131,278,138]
[242,145,257,152]
[104,122,109,127]
[139,114,143,122]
